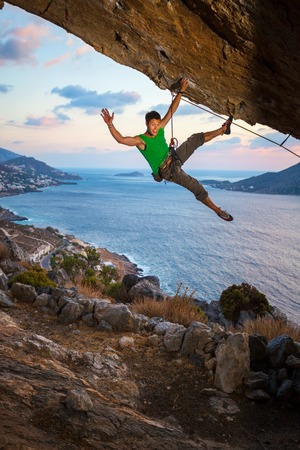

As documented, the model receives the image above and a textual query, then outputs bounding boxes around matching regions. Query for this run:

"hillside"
[0,150,82,198]
[0,147,21,163]
[5,156,81,181]
[0,220,299,449]
[202,163,300,195]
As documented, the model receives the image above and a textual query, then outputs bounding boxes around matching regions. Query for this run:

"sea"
[1,168,299,324]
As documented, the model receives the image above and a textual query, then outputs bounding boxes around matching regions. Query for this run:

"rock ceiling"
[2,0,300,140]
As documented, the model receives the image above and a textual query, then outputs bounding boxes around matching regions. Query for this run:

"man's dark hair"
[145,111,161,123]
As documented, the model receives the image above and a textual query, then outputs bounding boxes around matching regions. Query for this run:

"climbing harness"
[166,93,182,181]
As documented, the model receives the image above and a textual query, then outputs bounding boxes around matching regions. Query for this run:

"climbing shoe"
[217,209,233,221]
[223,115,233,135]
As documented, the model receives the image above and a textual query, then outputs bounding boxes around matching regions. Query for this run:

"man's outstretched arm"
[100,108,142,147]
[160,77,188,129]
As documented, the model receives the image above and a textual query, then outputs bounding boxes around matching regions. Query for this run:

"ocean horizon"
[1,167,299,324]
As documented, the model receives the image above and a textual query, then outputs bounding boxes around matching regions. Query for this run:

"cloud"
[0,22,48,66]
[75,44,93,57]
[24,114,68,127]
[0,83,13,93]
[51,85,141,115]
[44,52,71,67]
[43,44,91,67]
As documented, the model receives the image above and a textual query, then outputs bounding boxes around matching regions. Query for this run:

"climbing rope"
[170,92,177,149]
[177,95,300,159]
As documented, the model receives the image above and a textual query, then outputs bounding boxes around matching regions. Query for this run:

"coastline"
[0,203,142,278]
[91,246,142,278]
[0,206,27,222]
[1,179,299,325]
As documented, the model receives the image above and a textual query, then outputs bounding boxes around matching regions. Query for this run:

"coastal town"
[0,148,81,198]
[0,165,65,196]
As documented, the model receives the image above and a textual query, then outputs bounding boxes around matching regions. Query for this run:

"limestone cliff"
[2,0,300,139]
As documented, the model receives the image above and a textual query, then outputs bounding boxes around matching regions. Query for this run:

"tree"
[61,254,87,282]
[220,283,271,323]
[85,247,101,269]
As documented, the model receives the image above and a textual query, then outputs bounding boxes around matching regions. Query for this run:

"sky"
[1,3,299,172]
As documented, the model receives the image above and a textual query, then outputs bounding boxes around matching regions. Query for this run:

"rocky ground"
[0,220,299,449]
[1,292,299,450]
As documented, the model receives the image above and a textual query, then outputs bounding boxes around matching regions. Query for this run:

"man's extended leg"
[176,121,230,164]
[161,165,233,221]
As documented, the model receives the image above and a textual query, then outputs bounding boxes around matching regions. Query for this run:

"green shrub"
[8,266,56,289]
[106,282,129,301]
[61,255,87,282]
[98,265,119,287]
[81,274,103,291]
[85,247,101,269]
[85,268,96,277]
[220,282,271,323]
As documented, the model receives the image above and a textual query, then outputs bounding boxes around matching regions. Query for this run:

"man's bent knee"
[195,188,208,202]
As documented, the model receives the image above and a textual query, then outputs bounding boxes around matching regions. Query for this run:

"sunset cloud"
[44,52,71,67]
[51,85,141,115]
[24,114,67,127]
[0,22,48,66]
[75,44,93,57]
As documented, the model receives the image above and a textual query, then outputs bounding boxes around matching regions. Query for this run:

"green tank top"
[137,128,169,175]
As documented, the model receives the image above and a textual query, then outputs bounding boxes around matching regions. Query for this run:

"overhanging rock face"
[3,0,300,139]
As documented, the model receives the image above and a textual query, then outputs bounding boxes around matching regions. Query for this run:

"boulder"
[94,301,135,332]
[129,279,166,301]
[10,282,37,304]
[196,300,221,324]
[0,259,26,276]
[276,379,294,401]
[47,268,71,286]
[4,238,31,262]
[245,371,269,390]
[249,334,268,370]
[163,324,186,352]
[64,389,93,412]
[122,273,140,290]
[285,355,300,370]
[33,293,50,307]
[0,290,14,308]
[0,268,8,291]
[180,321,211,356]
[214,333,250,394]
[267,335,299,368]
[58,299,84,324]
[236,310,256,328]
[245,389,270,401]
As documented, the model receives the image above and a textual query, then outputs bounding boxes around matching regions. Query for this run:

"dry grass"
[76,282,117,303]
[238,316,300,342]
[131,287,208,328]
[0,242,10,260]
[76,282,104,298]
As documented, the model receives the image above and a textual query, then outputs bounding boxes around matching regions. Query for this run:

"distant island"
[115,171,144,177]
[201,162,300,196]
